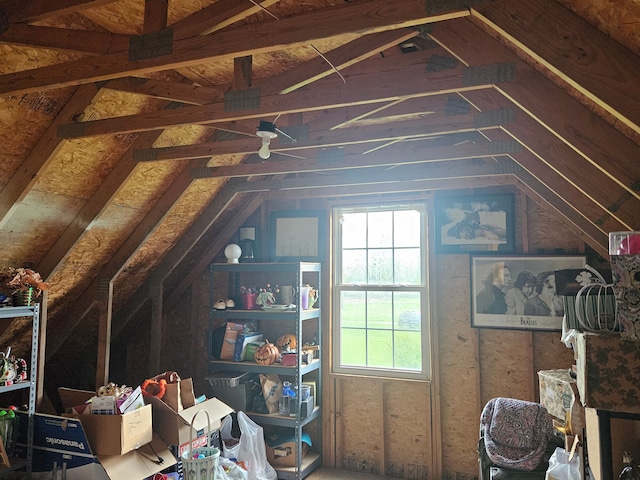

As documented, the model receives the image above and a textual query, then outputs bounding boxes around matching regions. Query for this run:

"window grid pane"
[334,204,429,379]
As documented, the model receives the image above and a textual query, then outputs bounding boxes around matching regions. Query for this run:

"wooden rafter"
[471,0,640,134]
[0,0,469,96]
[57,56,494,137]
[2,0,120,22]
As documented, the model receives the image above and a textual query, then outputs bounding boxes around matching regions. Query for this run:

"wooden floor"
[307,467,394,480]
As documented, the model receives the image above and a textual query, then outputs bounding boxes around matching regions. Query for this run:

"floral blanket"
[481,397,553,471]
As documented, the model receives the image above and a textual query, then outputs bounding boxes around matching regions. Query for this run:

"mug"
[279,286,296,305]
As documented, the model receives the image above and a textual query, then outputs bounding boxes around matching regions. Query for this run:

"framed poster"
[471,255,586,331]
[270,210,324,262]
[435,194,515,254]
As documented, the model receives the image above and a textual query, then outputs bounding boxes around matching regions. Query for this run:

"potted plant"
[4,267,49,306]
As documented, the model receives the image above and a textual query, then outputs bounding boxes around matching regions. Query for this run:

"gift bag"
[545,447,581,480]
[220,412,276,480]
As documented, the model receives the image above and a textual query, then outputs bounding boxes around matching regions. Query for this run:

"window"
[332,203,430,379]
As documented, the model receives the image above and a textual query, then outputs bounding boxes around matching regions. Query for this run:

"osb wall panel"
[384,381,431,480]
[340,377,385,475]
[479,330,535,403]
[435,254,482,477]
[526,199,583,254]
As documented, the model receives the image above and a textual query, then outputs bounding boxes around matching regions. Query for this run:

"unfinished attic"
[0,0,639,478]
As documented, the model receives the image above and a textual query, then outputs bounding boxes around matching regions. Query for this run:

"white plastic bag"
[220,414,240,460]
[220,412,277,480]
[545,447,581,480]
[217,456,249,480]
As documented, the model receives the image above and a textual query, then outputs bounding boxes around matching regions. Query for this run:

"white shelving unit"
[0,304,40,479]
[208,262,321,480]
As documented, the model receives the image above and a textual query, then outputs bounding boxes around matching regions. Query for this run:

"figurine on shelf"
[256,285,275,307]
[0,347,26,386]
[619,451,640,480]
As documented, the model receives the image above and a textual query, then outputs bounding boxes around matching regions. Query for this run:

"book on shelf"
[233,332,264,362]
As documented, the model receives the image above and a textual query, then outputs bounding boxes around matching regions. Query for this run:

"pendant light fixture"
[256,120,278,159]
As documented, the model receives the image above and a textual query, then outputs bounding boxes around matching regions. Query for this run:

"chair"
[478,397,564,480]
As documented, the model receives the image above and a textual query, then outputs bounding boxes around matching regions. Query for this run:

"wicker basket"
[181,410,220,480]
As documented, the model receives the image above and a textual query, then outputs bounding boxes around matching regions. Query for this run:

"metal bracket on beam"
[133,148,159,162]
[277,125,309,144]
[191,167,213,179]
[444,95,470,115]
[494,158,523,174]
[224,88,261,112]
[129,28,173,62]
[317,148,345,165]
[488,140,521,155]
[426,55,458,72]
[97,277,111,301]
[463,62,516,86]
[474,108,516,128]
[57,122,85,138]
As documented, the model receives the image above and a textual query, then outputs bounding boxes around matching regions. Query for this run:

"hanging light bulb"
[258,138,272,159]
[256,121,278,160]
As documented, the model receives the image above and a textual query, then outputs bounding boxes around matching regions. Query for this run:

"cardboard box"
[15,411,175,480]
[59,388,153,456]
[576,332,640,414]
[265,432,311,467]
[146,395,233,453]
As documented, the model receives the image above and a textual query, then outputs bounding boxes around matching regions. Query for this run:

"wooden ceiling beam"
[0,24,129,53]
[230,160,510,193]
[430,19,640,203]
[464,89,640,230]
[259,29,420,95]
[0,0,468,96]
[262,175,516,200]
[3,0,120,22]
[58,57,500,137]
[193,139,514,178]
[102,30,422,106]
[485,130,625,236]
[170,0,281,40]
[104,77,225,104]
[471,0,640,135]
[143,0,168,34]
[513,174,609,257]
[304,96,451,132]
[507,157,625,238]
[135,110,502,161]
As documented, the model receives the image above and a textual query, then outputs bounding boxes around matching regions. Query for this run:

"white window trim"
[331,203,431,380]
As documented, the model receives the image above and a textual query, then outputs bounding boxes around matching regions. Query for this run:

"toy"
[276,334,297,352]
[0,347,27,386]
[97,382,123,397]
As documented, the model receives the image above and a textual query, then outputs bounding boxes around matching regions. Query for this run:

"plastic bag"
[545,447,581,480]
[218,456,249,480]
[220,414,240,460]
[220,412,277,480]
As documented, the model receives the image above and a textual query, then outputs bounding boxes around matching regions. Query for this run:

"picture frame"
[435,193,515,254]
[270,210,324,262]
[471,255,586,331]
